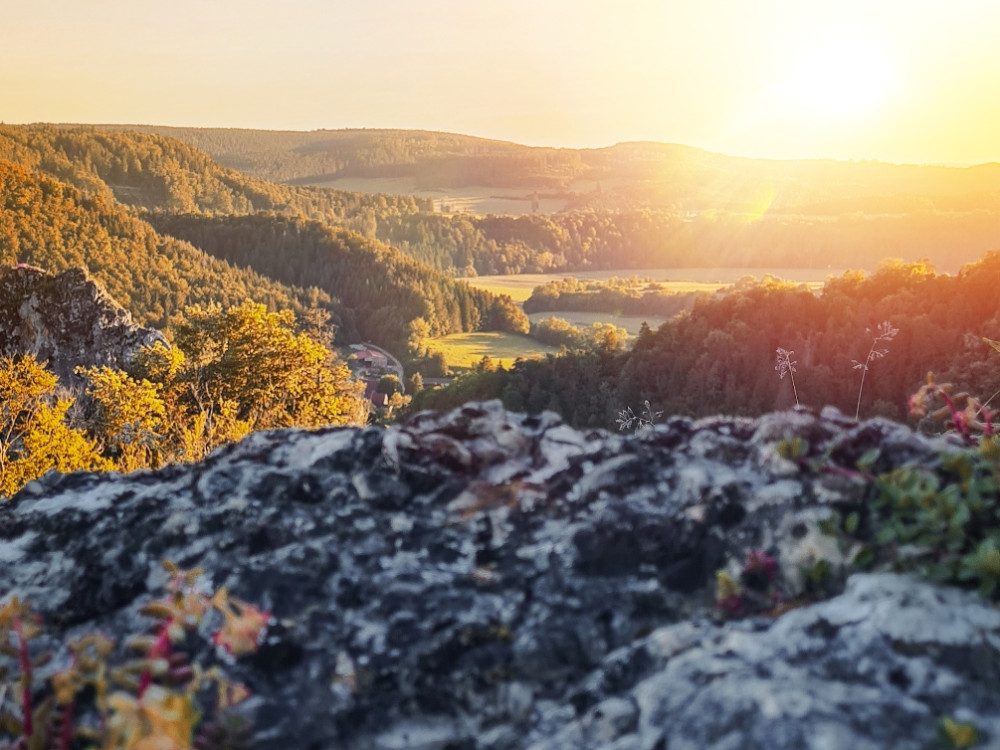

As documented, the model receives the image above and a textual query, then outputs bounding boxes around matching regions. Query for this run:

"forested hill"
[147,213,528,352]
[58,123,1000,274]
[0,123,427,231]
[96,125,1000,212]
[0,126,528,351]
[0,161,322,328]
[7,124,1000,274]
[86,126,590,188]
[412,256,1000,428]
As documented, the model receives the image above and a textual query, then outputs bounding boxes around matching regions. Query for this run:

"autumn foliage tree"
[90,301,371,465]
[0,303,369,498]
[0,355,109,497]
[168,301,368,430]
[77,366,169,472]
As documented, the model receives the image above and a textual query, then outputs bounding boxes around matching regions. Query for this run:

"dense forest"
[412,256,1000,429]
[0,128,527,353]
[147,212,528,352]
[0,161,323,328]
[0,124,429,229]
[378,206,1000,275]
[5,124,1000,275]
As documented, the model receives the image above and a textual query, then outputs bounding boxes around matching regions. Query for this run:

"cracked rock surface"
[0,265,167,380]
[2,401,998,749]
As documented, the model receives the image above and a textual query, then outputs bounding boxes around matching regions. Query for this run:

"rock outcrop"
[0,265,167,380]
[2,402,999,749]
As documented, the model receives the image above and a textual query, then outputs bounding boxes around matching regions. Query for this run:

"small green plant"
[814,376,1000,600]
[852,321,898,420]
[0,560,268,750]
[909,372,995,445]
[939,716,979,748]
[715,549,782,617]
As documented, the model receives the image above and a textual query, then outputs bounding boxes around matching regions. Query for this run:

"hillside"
[147,212,529,352]
[3,124,1000,274]
[5,122,999,288]
[74,124,1000,274]
[0,161,322,329]
[98,125,1000,210]
[0,128,529,351]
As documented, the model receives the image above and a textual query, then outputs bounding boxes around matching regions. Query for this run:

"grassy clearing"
[426,332,559,370]
[527,312,670,337]
[459,267,839,301]
[442,269,838,364]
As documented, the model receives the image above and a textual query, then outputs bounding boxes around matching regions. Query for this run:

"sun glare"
[778,35,895,120]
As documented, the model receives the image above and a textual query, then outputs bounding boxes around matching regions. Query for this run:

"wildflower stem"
[854,365,868,421]
[774,347,800,407]
[853,322,898,421]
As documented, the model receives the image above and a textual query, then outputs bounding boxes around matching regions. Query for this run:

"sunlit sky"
[4,0,1000,164]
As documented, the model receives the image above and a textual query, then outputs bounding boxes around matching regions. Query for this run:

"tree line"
[411,255,1000,429]
[523,276,700,318]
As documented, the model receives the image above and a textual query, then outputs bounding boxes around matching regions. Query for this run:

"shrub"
[0,561,268,749]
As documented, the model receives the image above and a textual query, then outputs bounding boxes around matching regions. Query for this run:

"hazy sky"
[4,0,999,164]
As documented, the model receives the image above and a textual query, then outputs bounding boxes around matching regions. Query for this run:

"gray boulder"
[0,264,167,380]
[1,402,997,749]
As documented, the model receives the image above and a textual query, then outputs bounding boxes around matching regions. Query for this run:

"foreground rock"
[2,402,999,749]
[0,264,166,380]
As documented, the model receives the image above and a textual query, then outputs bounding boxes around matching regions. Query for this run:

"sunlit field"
[460,267,841,302]
[527,311,669,337]
[425,332,559,370]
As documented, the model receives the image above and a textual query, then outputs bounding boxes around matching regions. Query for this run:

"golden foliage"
[78,366,168,472]
[0,354,109,497]
[2,301,367,497]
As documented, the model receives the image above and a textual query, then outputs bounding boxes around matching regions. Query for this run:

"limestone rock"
[1,402,996,749]
[0,265,167,380]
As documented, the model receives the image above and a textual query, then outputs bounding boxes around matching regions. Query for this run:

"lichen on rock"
[1,401,998,749]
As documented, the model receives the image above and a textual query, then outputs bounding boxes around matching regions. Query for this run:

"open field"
[425,332,559,370]
[435,268,843,367]
[527,311,670,337]
[459,267,843,301]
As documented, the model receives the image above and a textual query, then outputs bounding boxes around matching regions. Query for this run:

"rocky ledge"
[2,402,999,749]
[0,265,167,380]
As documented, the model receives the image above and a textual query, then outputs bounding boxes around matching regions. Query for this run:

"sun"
[777,34,895,120]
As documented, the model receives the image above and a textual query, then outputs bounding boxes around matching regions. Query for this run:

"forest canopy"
[412,256,1000,429]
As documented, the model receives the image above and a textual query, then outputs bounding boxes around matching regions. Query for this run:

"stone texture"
[1,401,997,749]
[0,265,167,380]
